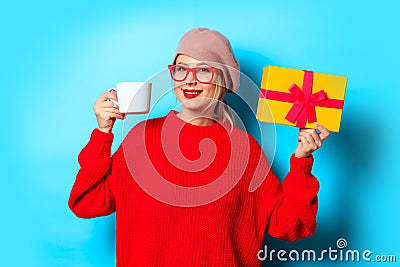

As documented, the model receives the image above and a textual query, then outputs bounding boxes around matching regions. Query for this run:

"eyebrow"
[176,61,209,67]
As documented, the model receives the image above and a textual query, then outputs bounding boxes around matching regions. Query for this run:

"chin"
[180,97,217,113]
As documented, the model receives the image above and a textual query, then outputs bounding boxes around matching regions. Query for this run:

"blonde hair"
[211,74,235,132]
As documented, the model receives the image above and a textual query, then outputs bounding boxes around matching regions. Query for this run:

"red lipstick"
[182,89,203,99]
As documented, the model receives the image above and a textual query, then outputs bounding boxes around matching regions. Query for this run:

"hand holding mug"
[94,82,152,133]
[94,90,125,134]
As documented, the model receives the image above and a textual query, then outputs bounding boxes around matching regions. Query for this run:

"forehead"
[176,54,199,63]
[175,54,210,66]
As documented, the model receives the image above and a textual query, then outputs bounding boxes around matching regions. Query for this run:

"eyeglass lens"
[171,65,213,83]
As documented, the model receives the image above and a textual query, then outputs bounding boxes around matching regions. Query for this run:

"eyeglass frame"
[168,64,222,84]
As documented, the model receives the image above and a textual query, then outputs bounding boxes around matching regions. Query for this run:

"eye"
[198,67,211,73]
[176,66,187,72]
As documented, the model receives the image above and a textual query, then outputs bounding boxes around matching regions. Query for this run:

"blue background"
[1,0,399,266]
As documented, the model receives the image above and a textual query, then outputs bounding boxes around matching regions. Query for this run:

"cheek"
[173,81,182,93]
[173,81,185,90]
[174,86,186,103]
[174,87,182,99]
[204,84,217,97]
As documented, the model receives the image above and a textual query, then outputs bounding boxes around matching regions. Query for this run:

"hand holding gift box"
[256,66,347,132]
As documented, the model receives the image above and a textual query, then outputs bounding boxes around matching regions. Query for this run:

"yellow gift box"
[256,66,347,132]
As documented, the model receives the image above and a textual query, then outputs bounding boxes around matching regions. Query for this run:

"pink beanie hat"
[172,28,240,92]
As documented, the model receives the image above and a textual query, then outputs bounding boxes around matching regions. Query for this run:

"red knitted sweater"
[69,110,319,266]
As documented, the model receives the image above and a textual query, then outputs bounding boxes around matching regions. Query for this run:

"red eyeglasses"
[168,64,222,84]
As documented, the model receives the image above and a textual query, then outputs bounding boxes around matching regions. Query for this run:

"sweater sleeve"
[250,140,319,242]
[68,128,119,218]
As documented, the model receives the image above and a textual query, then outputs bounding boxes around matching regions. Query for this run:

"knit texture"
[69,110,319,267]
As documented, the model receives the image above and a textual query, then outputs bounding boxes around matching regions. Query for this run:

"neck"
[177,107,216,126]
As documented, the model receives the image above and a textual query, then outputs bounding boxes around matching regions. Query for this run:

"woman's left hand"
[294,123,330,158]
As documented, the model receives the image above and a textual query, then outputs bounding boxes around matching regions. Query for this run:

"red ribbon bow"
[259,70,344,128]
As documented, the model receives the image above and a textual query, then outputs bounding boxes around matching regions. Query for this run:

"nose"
[185,69,197,84]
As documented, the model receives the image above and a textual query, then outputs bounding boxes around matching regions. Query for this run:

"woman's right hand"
[94,90,125,133]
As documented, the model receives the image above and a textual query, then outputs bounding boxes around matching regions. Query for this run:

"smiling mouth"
[182,89,203,99]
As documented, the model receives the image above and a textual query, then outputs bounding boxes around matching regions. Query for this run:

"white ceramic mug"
[108,82,152,114]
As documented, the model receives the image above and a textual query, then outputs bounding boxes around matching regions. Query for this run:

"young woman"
[69,28,330,267]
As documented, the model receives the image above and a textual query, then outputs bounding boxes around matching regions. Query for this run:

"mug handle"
[106,88,119,106]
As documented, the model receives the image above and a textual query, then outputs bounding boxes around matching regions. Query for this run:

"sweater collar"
[164,110,231,145]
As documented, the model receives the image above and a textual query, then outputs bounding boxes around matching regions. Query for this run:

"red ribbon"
[259,70,344,127]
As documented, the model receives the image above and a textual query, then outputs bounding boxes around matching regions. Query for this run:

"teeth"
[184,91,202,95]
